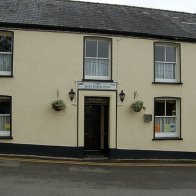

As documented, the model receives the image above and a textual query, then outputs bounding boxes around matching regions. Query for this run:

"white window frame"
[154,98,180,139]
[0,31,13,76]
[0,96,11,138]
[84,38,111,80]
[154,43,179,83]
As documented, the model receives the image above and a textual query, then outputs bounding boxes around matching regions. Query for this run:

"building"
[0,0,196,159]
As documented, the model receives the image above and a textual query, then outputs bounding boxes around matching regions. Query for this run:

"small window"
[0,96,11,137]
[84,38,111,80]
[154,43,180,83]
[0,31,13,76]
[154,98,180,139]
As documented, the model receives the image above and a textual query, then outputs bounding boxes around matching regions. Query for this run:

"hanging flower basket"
[130,100,145,112]
[51,99,65,111]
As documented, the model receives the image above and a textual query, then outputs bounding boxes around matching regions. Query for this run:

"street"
[0,158,196,196]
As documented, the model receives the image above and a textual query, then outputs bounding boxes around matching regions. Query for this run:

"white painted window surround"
[155,43,180,83]
[154,98,180,138]
[0,32,12,76]
[84,38,111,80]
[0,97,11,137]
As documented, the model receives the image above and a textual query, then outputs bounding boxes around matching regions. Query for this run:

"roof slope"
[0,0,196,41]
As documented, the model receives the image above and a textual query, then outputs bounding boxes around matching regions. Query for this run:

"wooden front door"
[84,104,101,151]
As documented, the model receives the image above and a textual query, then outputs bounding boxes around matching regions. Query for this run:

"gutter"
[0,22,196,43]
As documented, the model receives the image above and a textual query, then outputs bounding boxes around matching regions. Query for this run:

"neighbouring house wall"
[0,29,196,153]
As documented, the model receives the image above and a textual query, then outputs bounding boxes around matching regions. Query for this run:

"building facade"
[0,0,196,159]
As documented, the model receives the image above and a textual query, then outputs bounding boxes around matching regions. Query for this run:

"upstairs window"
[154,98,181,139]
[0,96,11,138]
[154,43,180,83]
[0,31,13,76]
[84,38,111,80]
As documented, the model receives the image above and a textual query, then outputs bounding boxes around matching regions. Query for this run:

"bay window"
[84,38,111,80]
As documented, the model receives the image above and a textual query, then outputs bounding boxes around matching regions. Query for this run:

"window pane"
[0,35,12,52]
[165,63,175,79]
[155,117,176,133]
[86,40,97,57]
[0,53,12,72]
[166,100,176,116]
[166,46,176,62]
[155,46,165,61]
[164,117,176,132]
[0,98,10,114]
[98,41,109,58]
[85,59,109,76]
[155,62,164,79]
[155,100,165,116]
[155,117,164,132]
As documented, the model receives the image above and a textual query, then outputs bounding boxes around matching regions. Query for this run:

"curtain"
[155,62,164,79]
[165,63,175,79]
[0,114,10,131]
[155,117,176,133]
[156,62,175,79]
[0,53,12,72]
[85,58,109,76]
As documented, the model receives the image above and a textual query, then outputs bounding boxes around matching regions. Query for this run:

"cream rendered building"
[0,0,196,159]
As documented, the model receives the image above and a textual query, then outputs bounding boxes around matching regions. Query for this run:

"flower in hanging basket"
[51,99,65,111]
[130,100,145,112]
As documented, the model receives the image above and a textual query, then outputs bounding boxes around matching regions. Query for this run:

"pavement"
[0,154,196,167]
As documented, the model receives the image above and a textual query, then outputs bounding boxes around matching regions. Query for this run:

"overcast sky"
[75,0,196,13]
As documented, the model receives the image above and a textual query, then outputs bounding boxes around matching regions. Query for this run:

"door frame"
[84,97,109,154]
[77,90,117,156]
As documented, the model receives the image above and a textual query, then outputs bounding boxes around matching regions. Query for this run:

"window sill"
[0,136,13,139]
[0,75,13,78]
[152,82,183,85]
[152,137,183,141]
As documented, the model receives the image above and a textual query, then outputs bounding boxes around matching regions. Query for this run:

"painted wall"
[0,29,196,152]
[0,30,82,146]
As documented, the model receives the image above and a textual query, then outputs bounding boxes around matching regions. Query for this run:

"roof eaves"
[0,22,196,43]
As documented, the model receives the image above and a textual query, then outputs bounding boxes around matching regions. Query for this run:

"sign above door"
[77,81,117,90]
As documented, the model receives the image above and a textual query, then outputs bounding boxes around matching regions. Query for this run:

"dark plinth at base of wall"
[109,149,196,160]
[0,143,84,158]
[0,143,196,160]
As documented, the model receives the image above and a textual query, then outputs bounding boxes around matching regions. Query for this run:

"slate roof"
[0,0,196,41]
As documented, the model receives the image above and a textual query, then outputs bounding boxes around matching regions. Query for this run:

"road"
[0,158,196,196]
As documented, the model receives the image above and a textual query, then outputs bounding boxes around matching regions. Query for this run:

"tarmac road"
[0,158,196,196]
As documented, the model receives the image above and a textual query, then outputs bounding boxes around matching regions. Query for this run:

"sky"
[74,0,196,13]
